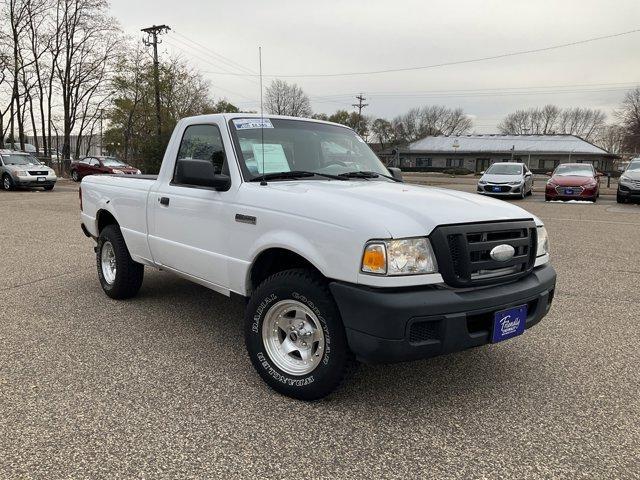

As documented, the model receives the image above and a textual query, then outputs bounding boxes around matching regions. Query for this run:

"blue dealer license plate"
[491,304,527,343]
[492,186,501,192]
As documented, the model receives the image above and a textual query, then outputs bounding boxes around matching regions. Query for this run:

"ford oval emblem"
[490,244,515,262]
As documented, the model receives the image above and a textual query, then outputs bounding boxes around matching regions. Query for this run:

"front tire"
[44,185,54,191]
[2,174,14,191]
[244,269,352,401]
[96,224,144,299]
[71,170,80,182]
[617,192,625,204]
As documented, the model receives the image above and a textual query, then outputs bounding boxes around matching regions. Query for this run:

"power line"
[171,30,257,75]
[162,39,259,101]
[307,81,640,100]
[352,94,369,134]
[163,37,259,87]
[199,27,640,78]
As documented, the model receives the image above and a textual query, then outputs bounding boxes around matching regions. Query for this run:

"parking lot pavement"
[1,186,639,479]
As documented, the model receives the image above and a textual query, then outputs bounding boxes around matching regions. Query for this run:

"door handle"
[159,196,170,206]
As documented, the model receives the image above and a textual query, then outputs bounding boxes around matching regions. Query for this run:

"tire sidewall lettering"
[251,289,332,384]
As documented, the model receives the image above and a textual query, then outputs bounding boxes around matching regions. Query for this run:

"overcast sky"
[110,0,640,132]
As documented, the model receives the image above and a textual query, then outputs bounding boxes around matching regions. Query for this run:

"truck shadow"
[134,271,541,406]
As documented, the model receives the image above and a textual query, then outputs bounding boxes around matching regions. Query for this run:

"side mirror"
[388,166,403,182]
[480,170,485,175]
[175,158,231,191]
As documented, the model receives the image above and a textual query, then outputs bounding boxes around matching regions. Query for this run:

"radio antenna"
[259,46,267,186]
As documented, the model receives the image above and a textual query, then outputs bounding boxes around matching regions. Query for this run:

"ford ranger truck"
[79,114,556,400]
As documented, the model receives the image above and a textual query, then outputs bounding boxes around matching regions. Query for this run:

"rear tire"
[244,268,352,401]
[96,224,144,299]
[2,174,14,191]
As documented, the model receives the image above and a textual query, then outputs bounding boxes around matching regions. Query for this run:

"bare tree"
[615,86,640,154]
[392,105,472,143]
[498,105,606,141]
[54,0,121,160]
[595,124,626,156]
[264,79,311,117]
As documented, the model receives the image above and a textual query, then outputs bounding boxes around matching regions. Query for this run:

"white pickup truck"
[80,114,556,400]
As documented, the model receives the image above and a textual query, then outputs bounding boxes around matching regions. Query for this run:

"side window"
[89,158,99,167]
[174,124,227,184]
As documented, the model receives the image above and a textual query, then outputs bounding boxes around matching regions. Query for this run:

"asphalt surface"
[1,180,639,479]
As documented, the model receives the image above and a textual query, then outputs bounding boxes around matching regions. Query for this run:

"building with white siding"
[380,134,619,173]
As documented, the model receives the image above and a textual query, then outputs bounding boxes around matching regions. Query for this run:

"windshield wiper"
[249,170,347,182]
[339,171,401,182]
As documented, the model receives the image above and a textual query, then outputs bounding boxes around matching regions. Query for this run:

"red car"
[71,156,141,182]
[545,163,601,202]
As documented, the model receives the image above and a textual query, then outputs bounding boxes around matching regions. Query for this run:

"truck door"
[148,123,233,291]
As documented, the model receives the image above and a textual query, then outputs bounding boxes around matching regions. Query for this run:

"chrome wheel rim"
[3,177,9,189]
[72,171,78,181]
[261,300,325,376]
[101,241,117,284]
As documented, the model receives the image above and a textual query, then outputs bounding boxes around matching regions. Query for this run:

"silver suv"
[1,150,57,191]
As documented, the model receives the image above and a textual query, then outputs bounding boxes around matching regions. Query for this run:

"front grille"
[28,171,48,176]
[555,185,584,195]
[409,320,441,344]
[430,220,537,288]
[484,185,511,192]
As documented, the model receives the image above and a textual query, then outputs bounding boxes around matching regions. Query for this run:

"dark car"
[617,158,640,204]
[545,163,600,202]
[70,156,141,182]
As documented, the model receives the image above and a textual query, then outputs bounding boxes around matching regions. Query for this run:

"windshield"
[485,164,522,175]
[554,164,594,177]
[100,157,126,167]
[229,118,389,180]
[626,160,640,172]
[1,154,41,166]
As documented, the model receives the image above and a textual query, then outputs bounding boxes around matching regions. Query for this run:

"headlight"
[478,179,487,185]
[536,226,549,257]
[16,170,28,176]
[135,169,141,174]
[620,175,631,184]
[112,169,124,174]
[508,181,522,185]
[362,238,438,276]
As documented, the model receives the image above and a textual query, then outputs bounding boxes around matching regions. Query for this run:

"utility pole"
[142,24,171,139]
[352,93,368,136]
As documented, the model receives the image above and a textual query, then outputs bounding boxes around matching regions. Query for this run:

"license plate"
[564,188,574,195]
[492,186,501,192]
[37,177,45,182]
[491,304,527,343]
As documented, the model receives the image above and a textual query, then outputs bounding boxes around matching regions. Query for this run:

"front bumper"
[477,183,523,195]
[545,185,597,200]
[15,176,57,187]
[618,184,640,201]
[329,263,556,364]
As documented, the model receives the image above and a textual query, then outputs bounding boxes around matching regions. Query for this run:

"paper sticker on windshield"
[251,143,290,174]
[233,118,274,130]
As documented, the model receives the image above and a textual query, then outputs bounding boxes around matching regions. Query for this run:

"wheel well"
[250,248,322,291]
[97,210,118,233]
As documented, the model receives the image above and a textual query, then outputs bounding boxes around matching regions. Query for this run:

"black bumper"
[329,264,556,364]
[618,186,640,201]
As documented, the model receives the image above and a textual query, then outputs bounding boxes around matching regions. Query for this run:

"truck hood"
[259,180,538,238]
